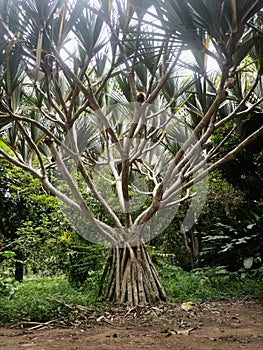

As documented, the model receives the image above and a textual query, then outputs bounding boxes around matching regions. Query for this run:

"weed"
[0,268,263,324]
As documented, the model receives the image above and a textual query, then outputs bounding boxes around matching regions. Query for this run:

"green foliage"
[0,158,75,278]
[0,251,19,298]
[66,241,108,286]
[158,263,263,303]
[0,158,108,287]
[15,201,72,276]
[0,277,18,299]
[0,0,262,306]
[200,210,263,271]
[151,171,263,274]
[0,277,99,324]
[1,264,263,324]
[145,247,263,303]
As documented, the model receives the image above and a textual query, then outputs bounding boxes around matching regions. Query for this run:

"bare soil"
[0,299,263,350]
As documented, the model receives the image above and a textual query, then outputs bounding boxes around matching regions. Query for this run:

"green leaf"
[243,257,254,270]
[0,250,16,258]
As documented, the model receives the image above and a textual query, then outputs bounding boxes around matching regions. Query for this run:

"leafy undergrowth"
[159,265,263,302]
[0,267,263,325]
[0,277,99,325]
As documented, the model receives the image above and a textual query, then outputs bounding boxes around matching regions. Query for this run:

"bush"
[199,211,263,271]
[154,250,263,303]
[0,277,99,324]
[0,250,19,298]
[66,244,108,286]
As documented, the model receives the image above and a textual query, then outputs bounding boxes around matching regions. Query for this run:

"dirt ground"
[0,299,263,350]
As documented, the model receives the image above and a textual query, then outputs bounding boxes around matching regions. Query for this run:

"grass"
[0,276,99,324]
[0,267,263,325]
[159,265,263,303]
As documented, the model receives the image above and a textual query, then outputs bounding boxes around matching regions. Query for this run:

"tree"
[0,0,263,305]
[0,156,72,280]
[0,157,42,281]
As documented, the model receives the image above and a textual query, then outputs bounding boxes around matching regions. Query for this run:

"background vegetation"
[0,0,262,323]
[0,158,262,324]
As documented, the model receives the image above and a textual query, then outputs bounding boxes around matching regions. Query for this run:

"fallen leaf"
[164,327,197,336]
[181,302,195,312]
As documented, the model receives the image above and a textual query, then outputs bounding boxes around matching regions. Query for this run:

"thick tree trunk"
[99,243,166,306]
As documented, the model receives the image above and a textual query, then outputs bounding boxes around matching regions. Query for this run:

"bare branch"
[16,121,46,176]
[46,139,119,245]
[215,75,261,129]
[146,48,182,105]
[0,148,42,179]
[207,124,263,173]
[162,89,226,189]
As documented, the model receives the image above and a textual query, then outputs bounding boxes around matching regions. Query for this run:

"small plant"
[0,251,19,298]
[199,211,263,271]
[66,244,107,286]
